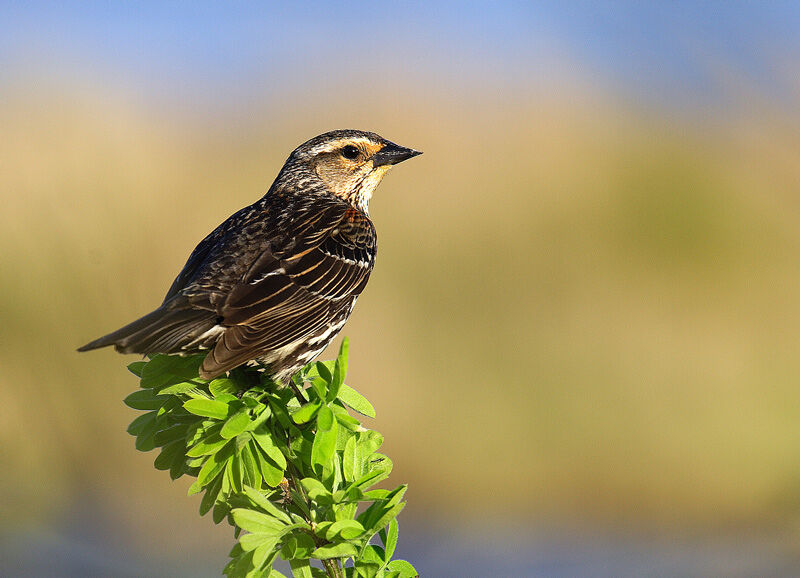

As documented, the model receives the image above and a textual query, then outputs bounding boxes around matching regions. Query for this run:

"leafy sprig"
[124,338,417,578]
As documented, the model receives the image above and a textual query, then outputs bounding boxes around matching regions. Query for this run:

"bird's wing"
[199,201,376,377]
[162,207,249,303]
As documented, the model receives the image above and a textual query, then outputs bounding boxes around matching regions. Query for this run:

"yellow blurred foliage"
[3,77,800,553]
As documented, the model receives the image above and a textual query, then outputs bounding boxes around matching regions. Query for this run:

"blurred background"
[2,2,800,576]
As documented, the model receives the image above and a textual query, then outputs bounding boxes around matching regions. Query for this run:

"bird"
[78,129,421,384]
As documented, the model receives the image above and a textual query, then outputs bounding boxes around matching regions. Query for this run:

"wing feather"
[200,202,375,378]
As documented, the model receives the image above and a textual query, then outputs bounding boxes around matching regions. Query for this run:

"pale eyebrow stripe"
[312,137,377,155]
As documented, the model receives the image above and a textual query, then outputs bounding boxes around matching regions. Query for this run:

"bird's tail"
[78,306,217,355]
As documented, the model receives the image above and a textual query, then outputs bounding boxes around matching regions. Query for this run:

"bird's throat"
[349,165,391,213]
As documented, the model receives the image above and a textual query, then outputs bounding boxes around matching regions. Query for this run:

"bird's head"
[283,129,421,213]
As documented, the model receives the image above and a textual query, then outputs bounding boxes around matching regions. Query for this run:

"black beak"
[372,142,422,167]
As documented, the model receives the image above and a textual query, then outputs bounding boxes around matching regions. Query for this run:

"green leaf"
[344,486,364,502]
[227,454,243,494]
[343,435,358,483]
[252,540,278,571]
[327,338,348,403]
[223,544,250,577]
[159,394,184,410]
[349,468,389,493]
[311,418,338,474]
[280,534,297,560]
[212,393,239,404]
[128,360,147,377]
[310,377,327,401]
[221,409,252,439]
[357,486,406,526]
[359,545,385,568]
[316,405,334,431]
[380,518,399,560]
[342,431,386,490]
[292,533,316,559]
[332,404,362,431]
[312,542,358,560]
[186,421,211,446]
[140,354,204,388]
[199,474,223,516]
[300,362,320,382]
[187,456,205,469]
[232,509,287,536]
[252,443,285,487]
[299,478,331,503]
[248,404,272,428]
[386,560,418,577]
[187,478,203,497]
[123,389,164,410]
[356,561,381,578]
[251,427,287,469]
[337,337,350,366]
[280,533,315,562]
[357,430,383,457]
[213,500,229,524]
[337,384,375,418]
[240,533,279,552]
[291,401,321,424]
[135,429,157,452]
[242,486,292,524]
[332,491,347,508]
[153,424,188,446]
[240,395,262,409]
[385,485,408,508]
[184,398,231,420]
[240,443,260,488]
[153,439,184,471]
[335,426,352,454]
[359,500,406,539]
[288,559,314,578]
[209,377,242,398]
[367,454,393,479]
[157,380,202,395]
[127,411,156,436]
[313,521,333,537]
[187,430,228,457]
[315,361,332,385]
[170,455,186,480]
[326,519,364,540]
[194,439,235,489]
[236,431,251,452]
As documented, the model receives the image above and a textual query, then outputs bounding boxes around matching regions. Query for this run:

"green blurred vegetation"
[2,79,800,561]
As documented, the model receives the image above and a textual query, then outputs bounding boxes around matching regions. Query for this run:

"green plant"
[124,338,417,578]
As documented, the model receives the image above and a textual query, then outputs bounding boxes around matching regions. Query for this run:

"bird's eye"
[340,145,360,160]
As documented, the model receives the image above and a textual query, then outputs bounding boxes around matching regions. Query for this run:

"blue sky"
[2,2,799,113]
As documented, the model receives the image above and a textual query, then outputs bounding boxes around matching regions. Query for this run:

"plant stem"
[288,380,308,405]
[322,558,344,578]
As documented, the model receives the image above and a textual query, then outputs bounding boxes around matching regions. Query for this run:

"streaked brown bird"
[79,129,420,383]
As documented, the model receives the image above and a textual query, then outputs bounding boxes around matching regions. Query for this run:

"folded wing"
[199,203,376,379]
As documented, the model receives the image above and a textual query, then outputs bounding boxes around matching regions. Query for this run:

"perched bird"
[79,129,420,383]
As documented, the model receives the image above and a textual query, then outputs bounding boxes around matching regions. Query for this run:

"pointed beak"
[372,142,422,167]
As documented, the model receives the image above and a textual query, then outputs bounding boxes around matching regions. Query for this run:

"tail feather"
[78,307,216,355]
